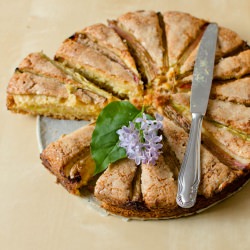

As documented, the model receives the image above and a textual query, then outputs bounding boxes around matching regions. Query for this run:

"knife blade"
[176,23,218,208]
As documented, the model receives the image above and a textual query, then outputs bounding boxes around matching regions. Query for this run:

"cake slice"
[166,91,250,137]
[7,52,116,120]
[161,116,239,198]
[181,49,250,84]
[179,27,245,76]
[140,138,179,210]
[94,137,179,215]
[210,77,250,105]
[213,49,250,80]
[110,10,165,82]
[165,91,250,134]
[82,23,139,77]
[163,11,207,67]
[207,99,250,134]
[55,35,143,107]
[202,120,250,169]
[161,93,250,169]
[94,158,139,206]
[140,159,177,210]
[40,124,95,195]
[179,26,245,76]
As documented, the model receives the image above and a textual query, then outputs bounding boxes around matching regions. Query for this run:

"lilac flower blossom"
[116,113,163,165]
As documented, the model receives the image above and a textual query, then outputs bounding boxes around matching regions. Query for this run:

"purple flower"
[116,113,163,166]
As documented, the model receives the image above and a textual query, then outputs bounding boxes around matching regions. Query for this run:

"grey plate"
[36,116,89,152]
[36,116,249,220]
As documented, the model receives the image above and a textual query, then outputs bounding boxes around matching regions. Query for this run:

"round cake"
[6,10,250,219]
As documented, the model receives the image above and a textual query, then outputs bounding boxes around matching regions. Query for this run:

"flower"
[116,113,163,165]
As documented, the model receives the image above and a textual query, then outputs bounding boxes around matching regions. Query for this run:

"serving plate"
[36,115,250,220]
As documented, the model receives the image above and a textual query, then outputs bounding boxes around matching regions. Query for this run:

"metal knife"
[176,23,218,208]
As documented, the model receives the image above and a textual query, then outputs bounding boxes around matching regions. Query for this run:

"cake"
[6,52,117,120]
[6,10,250,219]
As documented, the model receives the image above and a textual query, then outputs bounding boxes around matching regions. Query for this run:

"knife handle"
[176,113,203,208]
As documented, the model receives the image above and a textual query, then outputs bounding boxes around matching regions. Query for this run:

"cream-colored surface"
[1,1,250,249]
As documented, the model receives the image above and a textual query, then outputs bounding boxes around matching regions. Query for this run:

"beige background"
[1,0,249,249]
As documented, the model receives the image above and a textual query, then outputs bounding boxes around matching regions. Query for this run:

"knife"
[176,23,218,208]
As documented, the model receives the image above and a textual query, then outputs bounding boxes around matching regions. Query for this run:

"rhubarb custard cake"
[7,11,250,219]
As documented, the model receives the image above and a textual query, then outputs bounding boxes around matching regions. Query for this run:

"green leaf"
[90,101,141,175]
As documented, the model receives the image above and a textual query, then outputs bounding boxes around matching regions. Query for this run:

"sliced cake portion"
[82,23,139,78]
[161,92,250,169]
[180,49,250,84]
[179,26,245,76]
[210,77,250,105]
[140,158,177,210]
[207,99,250,134]
[109,10,165,82]
[40,124,95,195]
[213,49,250,80]
[163,11,207,67]
[55,34,143,107]
[161,116,239,198]
[140,138,179,210]
[166,91,250,135]
[6,52,116,120]
[94,159,139,207]
[94,138,179,216]
[202,120,250,170]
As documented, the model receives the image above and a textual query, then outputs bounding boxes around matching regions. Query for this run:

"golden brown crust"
[180,26,244,75]
[141,155,178,209]
[176,50,250,85]
[83,23,127,51]
[56,38,136,85]
[203,120,250,161]
[117,10,164,73]
[74,88,106,105]
[82,23,139,77]
[7,71,69,98]
[216,26,244,56]
[100,170,249,219]
[211,77,250,105]
[55,38,143,105]
[94,159,137,206]
[163,11,207,66]
[207,99,250,134]
[202,133,250,170]
[18,52,69,80]
[6,52,116,120]
[165,92,250,134]
[161,116,238,198]
[118,11,164,73]
[159,96,250,172]
[109,19,158,83]
[199,147,237,197]
[214,50,250,80]
[160,93,250,168]
[40,124,95,195]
